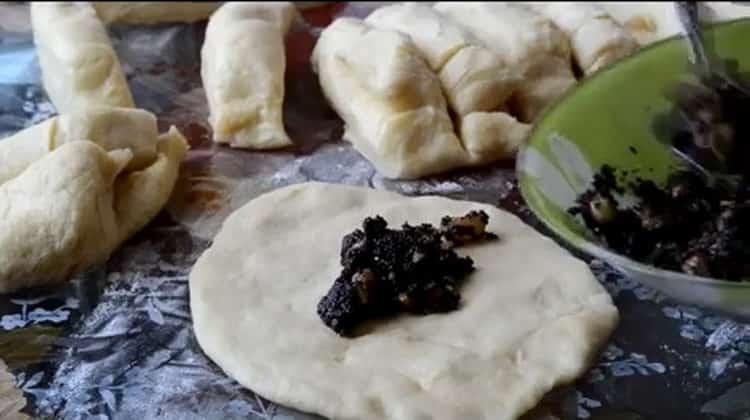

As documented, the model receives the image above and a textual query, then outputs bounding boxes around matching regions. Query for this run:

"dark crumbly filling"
[570,165,750,281]
[570,70,750,281]
[317,211,497,337]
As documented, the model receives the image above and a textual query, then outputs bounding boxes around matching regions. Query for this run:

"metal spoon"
[676,2,750,96]
[671,2,747,188]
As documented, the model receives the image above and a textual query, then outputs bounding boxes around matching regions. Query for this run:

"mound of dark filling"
[317,211,497,337]
[570,165,750,281]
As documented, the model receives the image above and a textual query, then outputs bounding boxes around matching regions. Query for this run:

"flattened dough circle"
[189,182,619,420]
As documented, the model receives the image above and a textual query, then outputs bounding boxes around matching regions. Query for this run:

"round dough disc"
[189,182,619,420]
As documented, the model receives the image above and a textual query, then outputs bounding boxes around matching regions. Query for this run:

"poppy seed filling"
[317,211,497,337]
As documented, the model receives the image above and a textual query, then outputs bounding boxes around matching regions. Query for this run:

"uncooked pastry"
[527,2,639,75]
[91,2,222,25]
[0,358,29,420]
[190,182,619,420]
[365,2,520,116]
[0,106,159,185]
[704,2,750,22]
[434,2,577,122]
[201,2,297,149]
[313,17,525,179]
[594,2,684,46]
[0,128,188,293]
[92,1,327,24]
[31,2,134,113]
[596,2,750,46]
[364,3,529,160]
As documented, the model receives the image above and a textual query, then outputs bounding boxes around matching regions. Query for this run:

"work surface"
[0,3,748,419]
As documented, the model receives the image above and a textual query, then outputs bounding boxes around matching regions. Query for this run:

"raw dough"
[31,2,134,113]
[594,2,684,46]
[364,3,529,159]
[92,1,326,24]
[313,18,522,179]
[190,182,619,420]
[0,358,29,420]
[0,128,188,293]
[527,2,639,75]
[365,2,520,115]
[0,107,159,185]
[92,2,222,25]
[434,2,577,122]
[201,2,297,149]
[596,2,750,46]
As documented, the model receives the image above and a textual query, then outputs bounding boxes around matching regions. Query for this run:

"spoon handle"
[675,2,712,75]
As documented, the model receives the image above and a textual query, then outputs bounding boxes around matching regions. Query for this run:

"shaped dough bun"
[0,357,30,420]
[434,2,576,122]
[313,17,529,179]
[597,2,750,46]
[363,3,530,167]
[312,18,459,179]
[92,2,222,25]
[0,128,188,293]
[594,2,685,46]
[92,1,323,25]
[31,2,134,113]
[459,112,530,161]
[365,2,522,116]
[190,182,619,420]
[0,107,159,186]
[215,1,298,34]
[201,2,297,149]
[527,2,639,75]
[312,17,465,179]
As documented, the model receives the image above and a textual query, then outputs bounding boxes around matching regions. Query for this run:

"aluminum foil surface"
[0,3,749,420]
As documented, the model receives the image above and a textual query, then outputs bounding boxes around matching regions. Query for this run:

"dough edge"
[190,182,619,420]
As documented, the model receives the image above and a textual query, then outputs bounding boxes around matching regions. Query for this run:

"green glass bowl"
[518,18,750,319]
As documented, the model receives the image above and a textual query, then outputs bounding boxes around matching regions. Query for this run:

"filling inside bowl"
[569,73,750,281]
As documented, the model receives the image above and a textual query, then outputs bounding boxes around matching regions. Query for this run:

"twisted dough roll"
[201,2,298,149]
[0,107,188,293]
[31,2,134,113]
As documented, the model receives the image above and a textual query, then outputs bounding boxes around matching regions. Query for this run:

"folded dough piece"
[92,2,222,25]
[365,3,529,160]
[0,128,188,293]
[600,2,750,46]
[0,358,29,420]
[313,18,521,179]
[312,17,464,179]
[31,2,134,113]
[527,2,639,75]
[435,2,577,122]
[365,2,520,115]
[594,2,685,46]
[0,107,159,185]
[92,1,326,24]
[459,112,531,161]
[201,2,297,149]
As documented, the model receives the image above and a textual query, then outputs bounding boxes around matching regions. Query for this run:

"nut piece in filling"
[317,211,497,337]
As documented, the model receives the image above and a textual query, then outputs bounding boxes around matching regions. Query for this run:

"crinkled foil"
[1,3,749,420]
